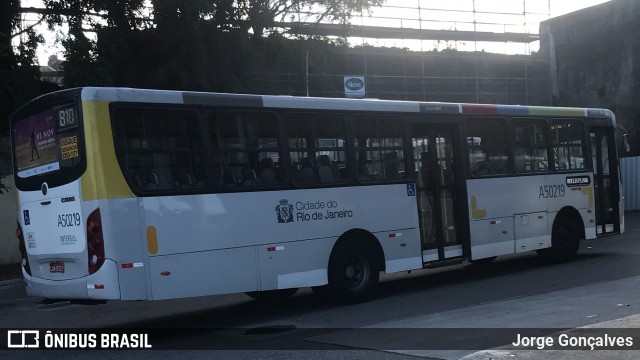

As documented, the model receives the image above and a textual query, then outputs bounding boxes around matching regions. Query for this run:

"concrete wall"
[0,136,19,265]
[541,0,640,155]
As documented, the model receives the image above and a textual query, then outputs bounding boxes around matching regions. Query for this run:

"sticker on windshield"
[60,136,78,160]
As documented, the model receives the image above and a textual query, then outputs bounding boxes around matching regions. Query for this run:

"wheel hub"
[344,256,367,288]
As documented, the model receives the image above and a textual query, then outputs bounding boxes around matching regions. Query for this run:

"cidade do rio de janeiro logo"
[276,199,294,223]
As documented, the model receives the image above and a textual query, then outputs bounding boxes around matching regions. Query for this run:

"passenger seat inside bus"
[474,161,491,176]
[383,152,400,179]
[144,172,159,190]
[357,162,374,181]
[317,155,336,182]
[241,165,257,185]
[260,158,278,185]
[298,158,317,183]
[221,166,238,186]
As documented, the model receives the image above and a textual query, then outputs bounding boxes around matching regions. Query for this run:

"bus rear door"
[589,126,621,235]
[411,123,467,263]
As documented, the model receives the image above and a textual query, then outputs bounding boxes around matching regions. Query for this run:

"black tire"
[245,288,298,301]
[538,217,581,263]
[327,239,380,304]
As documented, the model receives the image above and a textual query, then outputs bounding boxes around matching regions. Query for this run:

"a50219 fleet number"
[58,213,81,227]
[539,184,565,199]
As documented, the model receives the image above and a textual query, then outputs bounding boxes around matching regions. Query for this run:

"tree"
[1,0,48,190]
[238,0,384,38]
[1,0,44,135]
[42,0,123,86]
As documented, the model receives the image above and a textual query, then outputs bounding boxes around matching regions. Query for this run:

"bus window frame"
[351,114,410,184]
[10,88,87,191]
[510,117,552,175]
[550,118,588,173]
[584,116,620,172]
[464,116,513,178]
[207,109,287,191]
[111,104,207,197]
[283,112,353,187]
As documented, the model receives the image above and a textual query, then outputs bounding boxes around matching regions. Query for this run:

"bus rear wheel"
[538,218,580,263]
[327,239,380,304]
[245,288,298,301]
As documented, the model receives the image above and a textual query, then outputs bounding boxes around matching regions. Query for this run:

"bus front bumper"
[24,259,121,300]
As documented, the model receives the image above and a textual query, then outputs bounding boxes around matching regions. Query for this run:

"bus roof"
[80,87,615,121]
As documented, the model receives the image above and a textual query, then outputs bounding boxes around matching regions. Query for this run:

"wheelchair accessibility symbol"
[406,183,416,196]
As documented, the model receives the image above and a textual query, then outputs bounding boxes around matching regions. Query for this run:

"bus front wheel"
[327,238,380,304]
[538,218,580,263]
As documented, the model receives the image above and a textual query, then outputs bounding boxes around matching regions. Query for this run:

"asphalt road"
[1,213,639,360]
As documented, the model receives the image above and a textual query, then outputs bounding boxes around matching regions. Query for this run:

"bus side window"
[353,115,406,182]
[551,119,585,171]
[114,109,204,193]
[466,118,511,176]
[286,113,349,186]
[512,118,549,173]
[210,111,282,189]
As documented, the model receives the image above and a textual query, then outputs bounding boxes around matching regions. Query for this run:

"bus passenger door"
[589,127,621,235]
[411,124,465,262]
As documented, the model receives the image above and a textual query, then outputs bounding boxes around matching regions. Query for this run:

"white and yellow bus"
[10,87,624,303]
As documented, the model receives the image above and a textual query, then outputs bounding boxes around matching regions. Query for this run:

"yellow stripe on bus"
[581,186,594,208]
[81,100,134,201]
[471,196,487,219]
[147,226,159,255]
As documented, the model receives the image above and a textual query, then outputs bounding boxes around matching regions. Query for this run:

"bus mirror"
[623,134,631,153]
[617,124,631,153]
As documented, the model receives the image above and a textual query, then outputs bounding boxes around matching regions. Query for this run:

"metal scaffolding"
[285,0,548,52]
[277,0,553,104]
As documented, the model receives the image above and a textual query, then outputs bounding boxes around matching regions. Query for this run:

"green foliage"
[61,27,113,87]
[1,0,44,131]
[1,0,51,143]
[235,0,385,38]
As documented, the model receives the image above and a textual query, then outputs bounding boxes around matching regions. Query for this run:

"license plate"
[50,261,65,273]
